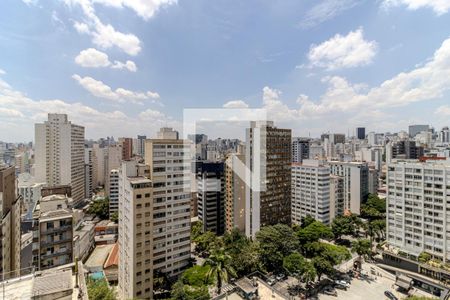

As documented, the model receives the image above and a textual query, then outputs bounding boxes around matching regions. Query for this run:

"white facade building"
[386,159,450,262]
[17,173,45,220]
[291,160,331,224]
[34,114,85,206]
[108,169,119,214]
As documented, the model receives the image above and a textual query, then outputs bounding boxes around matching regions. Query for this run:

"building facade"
[0,164,21,279]
[225,153,246,233]
[34,114,85,206]
[109,169,119,215]
[245,121,291,237]
[196,161,225,235]
[386,159,450,263]
[291,160,331,224]
[292,137,310,163]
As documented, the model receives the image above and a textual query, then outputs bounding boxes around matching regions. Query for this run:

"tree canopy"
[88,197,110,220]
[87,278,116,300]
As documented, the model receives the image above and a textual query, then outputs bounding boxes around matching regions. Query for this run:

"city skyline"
[1,0,450,141]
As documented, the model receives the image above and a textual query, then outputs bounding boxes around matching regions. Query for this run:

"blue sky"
[1,0,450,141]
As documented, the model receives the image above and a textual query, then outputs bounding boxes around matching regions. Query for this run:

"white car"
[334,280,350,288]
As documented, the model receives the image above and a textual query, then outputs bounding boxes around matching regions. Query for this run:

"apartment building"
[292,137,310,163]
[31,194,75,271]
[0,164,21,279]
[196,161,225,235]
[109,169,119,214]
[291,160,331,224]
[119,137,133,161]
[117,161,154,299]
[17,172,44,221]
[386,159,450,262]
[245,121,291,237]
[225,153,246,233]
[84,148,94,199]
[329,175,344,221]
[144,128,191,275]
[328,161,369,215]
[34,114,85,206]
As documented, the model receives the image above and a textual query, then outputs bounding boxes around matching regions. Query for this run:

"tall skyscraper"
[144,128,191,277]
[117,161,153,299]
[291,160,331,224]
[137,135,147,157]
[357,127,365,140]
[386,159,450,263]
[225,153,246,233]
[108,169,119,214]
[34,114,85,206]
[196,161,225,235]
[0,164,21,279]
[245,121,291,237]
[84,148,94,199]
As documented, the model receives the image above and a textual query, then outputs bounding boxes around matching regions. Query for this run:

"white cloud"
[0,69,5,75]
[111,60,137,72]
[75,48,137,71]
[307,28,378,70]
[223,100,249,108]
[435,105,450,116]
[22,0,39,6]
[383,0,450,15]
[300,0,361,29]
[72,74,159,103]
[0,75,172,141]
[74,21,90,34]
[92,0,177,20]
[75,48,110,67]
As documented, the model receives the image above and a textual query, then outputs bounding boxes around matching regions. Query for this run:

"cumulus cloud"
[307,28,377,70]
[223,100,249,108]
[72,74,159,103]
[0,76,172,141]
[382,0,450,15]
[75,48,137,71]
[72,74,159,104]
[256,37,450,133]
[92,0,177,20]
[300,0,362,29]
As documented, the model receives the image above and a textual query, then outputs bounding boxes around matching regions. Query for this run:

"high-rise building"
[117,161,154,299]
[104,145,122,198]
[84,148,94,199]
[196,161,225,235]
[292,137,310,163]
[357,127,365,140]
[329,175,344,221]
[144,128,191,277]
[291,160,331,224]
[108,169,119,214]
[34,114,85,206]
[31,194,75,271]
[386,159,450,262]
[225,153,246,233]
[391,140,424,160]
[328,161,369,215]
[245,121,291,237]
[137,135,146,157]
[119,137,133,161]
[438,127,450,144]
[409,125,429,138]
[0,164,21,279]
[321,133,345,144]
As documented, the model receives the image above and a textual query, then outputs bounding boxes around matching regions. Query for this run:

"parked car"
[384,291,398,300]
[267,276,276,286]
[334,280,350,288]
[276,273,286,281]
[334,284,347,291]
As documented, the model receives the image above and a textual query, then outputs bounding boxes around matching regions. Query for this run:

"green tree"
[256,224,300,271]
[418,252,432,263]
[351,239,372,262]
[283,252,316,284]
[181,265,214,286]
[110,211,118,223]
[87,278,116,300]
[300,215,316,228]
[365,194,386,213]
[170,280,210,300]
[331,216,354,240]
[203,248,236,294]
[194,231,219,254]
[297,221,333,245]
[312,256,334,281]
[88,197,110,220]
[191,221,203,240]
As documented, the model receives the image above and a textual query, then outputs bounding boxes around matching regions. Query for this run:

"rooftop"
[85,244,114,271]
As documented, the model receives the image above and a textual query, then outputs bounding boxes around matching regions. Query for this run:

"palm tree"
[203,248,236,294]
